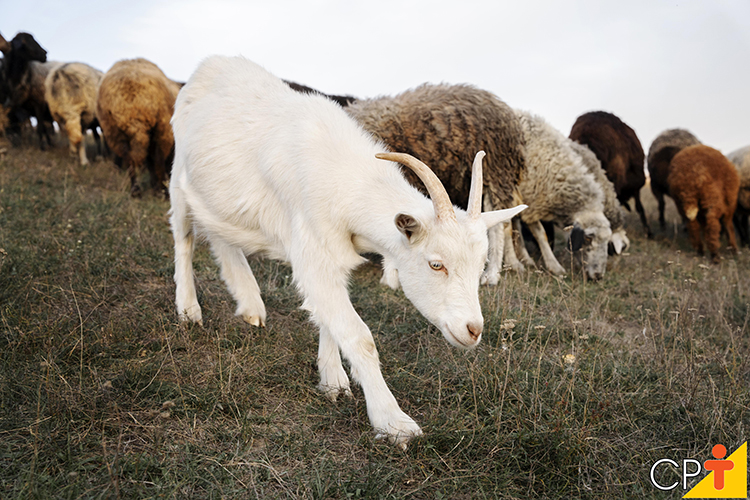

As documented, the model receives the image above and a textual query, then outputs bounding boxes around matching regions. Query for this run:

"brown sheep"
[569,111,652,237]
[647,128,701,229]
[96,58,182,197]
[344,83,527,284]
[727,145,750,246]
[667,145,739,262]
[45,62,103,166]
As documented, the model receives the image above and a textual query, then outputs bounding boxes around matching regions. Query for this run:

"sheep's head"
[6,33,47,86]
[568,211,612,281]
[376,151,526,349]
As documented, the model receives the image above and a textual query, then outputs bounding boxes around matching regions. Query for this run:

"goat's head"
[568,211,612,281]
[376,151,526,349]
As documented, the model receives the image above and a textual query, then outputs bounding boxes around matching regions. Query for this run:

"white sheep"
[169,56,525,448]
[514,110,612,280]
[44,62,103,165]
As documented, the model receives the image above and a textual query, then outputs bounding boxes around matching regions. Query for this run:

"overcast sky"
[3,0,749,158]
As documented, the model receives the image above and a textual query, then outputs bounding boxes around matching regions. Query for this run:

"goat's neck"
[349,181,433,259]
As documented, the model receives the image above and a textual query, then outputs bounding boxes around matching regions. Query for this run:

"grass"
[0,137,748,499]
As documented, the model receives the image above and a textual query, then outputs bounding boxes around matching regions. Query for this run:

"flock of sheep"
[2,30,749,448]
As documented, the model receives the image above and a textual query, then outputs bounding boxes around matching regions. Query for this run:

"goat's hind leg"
[210,239,267,327]
[171,186,202,324]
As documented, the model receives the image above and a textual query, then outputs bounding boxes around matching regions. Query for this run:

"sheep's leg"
[170,185,202,325]
[722,211,738,253]
[686,217,704,257]
[654,190,667,230]
[633,192,653,238]
[317,325,352,401]
[480,195,505,286]
[62,113,87,166]
[528,220,565,275]
[127,129,149,197]
[735,212,749,247]
[704,209,723,263]
[209,238,266,327]
[502,221,525,273]
[293,241,421,449]
[91,124,102,158]
[514,218,535,267]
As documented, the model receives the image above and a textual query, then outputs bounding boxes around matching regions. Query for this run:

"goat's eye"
[429,261,444,271]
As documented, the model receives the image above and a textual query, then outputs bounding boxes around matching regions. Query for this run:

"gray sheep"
[514,110,612,280]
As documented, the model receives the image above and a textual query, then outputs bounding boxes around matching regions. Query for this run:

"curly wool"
[45,62,103,164]
[668,144,739,261]
[569,140,624,232]
[345,83,525,211]
[514,110,603,226]
[96,58,182,195]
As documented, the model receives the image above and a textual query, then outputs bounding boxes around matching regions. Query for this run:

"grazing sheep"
[284,80,357,107]
[569,111,652,238]
[170,55,525,448]
[0,32,59,149]
[344,83,527,284]
[647,128,702,229]
[96,58,182,197]
[513,110,612,279]
[45,62,103,165]
[569,141,629,254]
[668,145,739,262]
[727,145,750,246]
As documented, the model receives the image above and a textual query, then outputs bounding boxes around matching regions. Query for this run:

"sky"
[2,0,749,159]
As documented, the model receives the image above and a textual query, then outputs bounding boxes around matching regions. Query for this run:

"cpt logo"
[649,442,747,498]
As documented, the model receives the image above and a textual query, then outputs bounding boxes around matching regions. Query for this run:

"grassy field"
[1,138,748,499]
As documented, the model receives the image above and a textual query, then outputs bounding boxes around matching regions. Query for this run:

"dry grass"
[1,138,748,499]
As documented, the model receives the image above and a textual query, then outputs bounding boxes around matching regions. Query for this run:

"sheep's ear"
[481,204,527,229]
[568,224,585,252]
[0,33,9,55]
[395,213,424,243]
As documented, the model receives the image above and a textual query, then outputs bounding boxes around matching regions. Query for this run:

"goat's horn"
[376,152,456,222]
[467,151,485,219]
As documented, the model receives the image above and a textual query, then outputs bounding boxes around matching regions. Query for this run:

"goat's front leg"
[528,220,566,275]
[299,268,421,449]
[317,325,352,401]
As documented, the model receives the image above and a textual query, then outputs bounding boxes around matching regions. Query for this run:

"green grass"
[1,140,748,499]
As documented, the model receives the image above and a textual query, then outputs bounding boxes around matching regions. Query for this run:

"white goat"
[169,56,525,449]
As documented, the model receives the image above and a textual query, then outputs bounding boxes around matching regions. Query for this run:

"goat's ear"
[568,224,585,252]
[395,213,423,243]
[481,204,527,229]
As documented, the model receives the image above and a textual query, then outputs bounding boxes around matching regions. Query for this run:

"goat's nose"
[467,322,483,341]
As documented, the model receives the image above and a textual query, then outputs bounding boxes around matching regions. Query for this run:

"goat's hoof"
[319,385,352,402]
[374,421,423,451]
[242,314,265,327]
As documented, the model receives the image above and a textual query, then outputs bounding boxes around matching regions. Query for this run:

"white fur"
[169,56,524,448]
